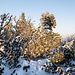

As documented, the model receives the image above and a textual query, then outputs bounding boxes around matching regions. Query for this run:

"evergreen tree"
[26,12,61,58]
[14,12,35,49]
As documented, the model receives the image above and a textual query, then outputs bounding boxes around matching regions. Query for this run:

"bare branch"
[2,15,13,29]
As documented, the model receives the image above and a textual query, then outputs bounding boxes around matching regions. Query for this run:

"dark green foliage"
[0,13,12,39]
[0,54,5,75]
[0,67,4,75]
[40,11,56,30]
[23,65,30,72]
[42,61,58,74]
[4,37,21,67]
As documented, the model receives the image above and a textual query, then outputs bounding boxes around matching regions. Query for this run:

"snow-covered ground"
[1,56,75,75]
[1,57,48,75]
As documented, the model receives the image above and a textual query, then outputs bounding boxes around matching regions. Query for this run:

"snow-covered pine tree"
[26,11,61,58]
[0,13,12,75]
[14,12,35,51]
[0,13,12,40]
[4,37,21,67]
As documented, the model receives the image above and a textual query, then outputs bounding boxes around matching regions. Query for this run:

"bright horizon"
[0,0,75,38]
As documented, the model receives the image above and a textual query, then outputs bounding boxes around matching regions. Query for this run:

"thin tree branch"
[3,15,13,28]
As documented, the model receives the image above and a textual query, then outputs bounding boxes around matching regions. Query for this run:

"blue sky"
[0,0,75,37]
